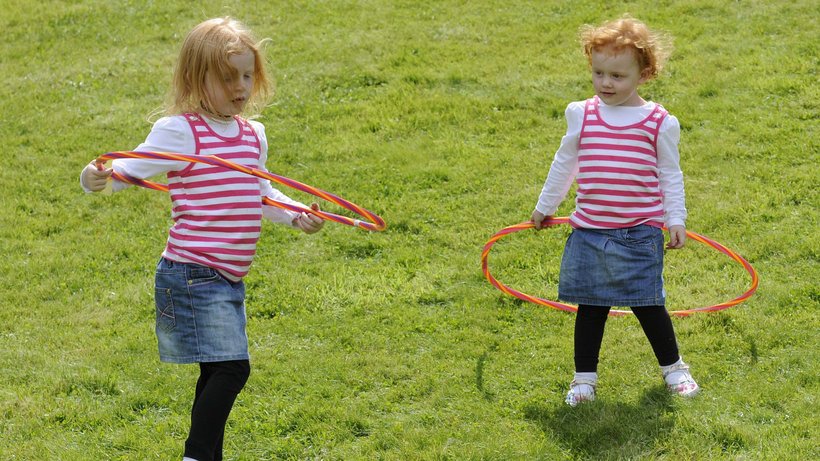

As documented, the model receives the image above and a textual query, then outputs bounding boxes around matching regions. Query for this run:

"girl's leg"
[631,305,700,396]
[184,360,251,461]
[566,304,610,406]
[192,363,213,411]
[630,305,679,366]
[574,304,612,372]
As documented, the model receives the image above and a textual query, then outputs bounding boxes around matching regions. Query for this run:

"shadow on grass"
[523,386,676,459]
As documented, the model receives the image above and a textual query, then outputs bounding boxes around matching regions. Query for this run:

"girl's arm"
[657,115,686,227]
[116,117,192,190]
[80,117,192,193]
[250,121,314,228]
[532,101,584,228]
[657,114,687,248]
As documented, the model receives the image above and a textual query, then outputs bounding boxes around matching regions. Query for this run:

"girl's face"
[205,50,255,118]
[590,46,648,107]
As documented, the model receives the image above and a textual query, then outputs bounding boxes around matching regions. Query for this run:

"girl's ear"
[638,67,652,84]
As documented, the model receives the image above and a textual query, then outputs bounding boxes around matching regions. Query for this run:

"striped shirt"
[105,114,306,282]
[162,113,265,280]
[535,97,686,229]
[571,96,667,229]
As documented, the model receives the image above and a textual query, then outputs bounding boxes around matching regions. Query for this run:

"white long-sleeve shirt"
[535,99,687,228]
[108,115,305,227]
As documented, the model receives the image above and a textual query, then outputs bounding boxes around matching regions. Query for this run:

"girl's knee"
[203,360,251,393]
[229,360,251,390]
[236,360,251,386]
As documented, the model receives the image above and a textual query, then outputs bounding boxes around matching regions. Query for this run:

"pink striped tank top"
[162,113,264,281]
[570,96,668,229]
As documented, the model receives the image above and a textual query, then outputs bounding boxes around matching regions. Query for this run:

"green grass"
[1,0,818,459]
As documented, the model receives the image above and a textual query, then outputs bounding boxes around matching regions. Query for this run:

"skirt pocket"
[154,287,176,332]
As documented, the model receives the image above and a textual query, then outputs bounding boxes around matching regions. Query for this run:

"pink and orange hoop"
[96,151,386,232]
[481,217,758,317]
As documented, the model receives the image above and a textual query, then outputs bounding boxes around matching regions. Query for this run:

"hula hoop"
[481,217,759,317]
[95,151,386,232]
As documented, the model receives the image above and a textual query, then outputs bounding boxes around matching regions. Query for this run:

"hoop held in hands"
[481,217,759,317]
[95,151,386,232]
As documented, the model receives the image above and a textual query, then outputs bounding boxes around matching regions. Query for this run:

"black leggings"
[184,360,251,461]
[574,304,680,372]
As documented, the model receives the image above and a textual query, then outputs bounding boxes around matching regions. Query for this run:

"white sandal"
[565,378,597,406]
[663,361,700,397]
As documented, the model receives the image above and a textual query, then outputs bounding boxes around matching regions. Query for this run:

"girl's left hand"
[666,225,687,249]
[295,203,325,234]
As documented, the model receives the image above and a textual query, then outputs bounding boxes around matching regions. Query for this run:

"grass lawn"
[1,0,817,459]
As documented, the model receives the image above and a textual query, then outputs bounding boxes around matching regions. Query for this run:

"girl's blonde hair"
[167,17,272,116]
[579,16,672,80]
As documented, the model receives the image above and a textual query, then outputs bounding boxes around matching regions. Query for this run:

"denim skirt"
[558,225,665,307]
[154,257,249,364]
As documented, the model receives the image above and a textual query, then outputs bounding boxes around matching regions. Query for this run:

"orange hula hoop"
[481,217,759,317]
[96,151,386,232]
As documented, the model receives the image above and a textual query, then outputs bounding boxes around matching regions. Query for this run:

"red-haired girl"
[531,16,698,406]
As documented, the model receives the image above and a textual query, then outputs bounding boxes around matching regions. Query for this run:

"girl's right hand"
[531,210,550,230]
[80,161,113,192]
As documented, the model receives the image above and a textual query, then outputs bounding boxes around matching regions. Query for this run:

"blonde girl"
[531,16,698,406]
[81,17,323,460]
